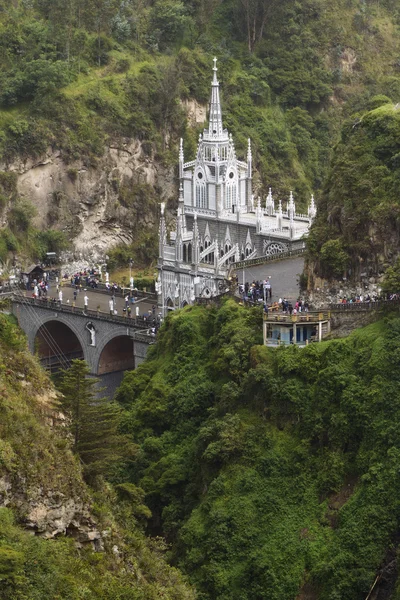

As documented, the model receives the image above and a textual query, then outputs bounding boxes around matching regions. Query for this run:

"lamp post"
[129,258,134,291]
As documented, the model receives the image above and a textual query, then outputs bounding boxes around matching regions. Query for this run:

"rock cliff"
[2,138,177,257]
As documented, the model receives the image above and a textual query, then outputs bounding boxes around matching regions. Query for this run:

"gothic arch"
[225,170,237,210]
[195,169,206,209]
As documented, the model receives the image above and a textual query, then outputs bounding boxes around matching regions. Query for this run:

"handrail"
[330,299,400,311]
[11,294,152,329]
[231,247,306,270]
[264,311,330,322]
[59,282,157,301]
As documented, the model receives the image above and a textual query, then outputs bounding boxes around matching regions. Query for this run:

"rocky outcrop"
[0,469,103,549]
[1,138,176,256]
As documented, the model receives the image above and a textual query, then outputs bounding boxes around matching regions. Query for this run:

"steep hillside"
[0,0,400,266]
[306,101,400,286]
[116,300,400,600]
[0,312,194,599]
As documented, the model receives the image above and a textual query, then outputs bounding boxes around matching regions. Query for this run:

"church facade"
[156,58,316,310]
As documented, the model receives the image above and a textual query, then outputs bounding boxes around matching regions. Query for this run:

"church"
[156,58,316,310]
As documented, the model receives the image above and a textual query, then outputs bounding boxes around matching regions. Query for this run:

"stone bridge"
[11,295,154,376]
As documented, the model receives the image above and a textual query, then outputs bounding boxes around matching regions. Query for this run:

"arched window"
[187,243,192,263]
[196,173,206,209]
[225,172,236,210]
[183,245,187,262]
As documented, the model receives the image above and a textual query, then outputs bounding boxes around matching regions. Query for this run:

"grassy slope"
[0,313,194,599]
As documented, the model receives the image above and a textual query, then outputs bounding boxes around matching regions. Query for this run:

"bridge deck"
[11,294,156,329]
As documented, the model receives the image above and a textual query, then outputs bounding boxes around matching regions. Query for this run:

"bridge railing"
[60,281,158,302]
[132,329,157,344]
[12,294,153,329]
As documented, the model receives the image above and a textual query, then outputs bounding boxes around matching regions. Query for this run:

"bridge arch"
[33,317,87,368]
[96,335,135,375]
[93,328,136,375]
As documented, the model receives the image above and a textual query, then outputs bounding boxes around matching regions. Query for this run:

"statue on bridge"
[85,321,96,347]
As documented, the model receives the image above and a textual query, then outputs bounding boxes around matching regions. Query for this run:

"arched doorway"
[97,336,134,375]
[35,321,84,372]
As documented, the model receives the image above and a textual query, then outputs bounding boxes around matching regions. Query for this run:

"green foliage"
[8,200,36,233]
[0,0,397,214]
[57,359,132,483]
[0,314,194,600]
[382,256,400,293]
[319,238,349,280]
[308,103,400,279]
[115,302,400,599]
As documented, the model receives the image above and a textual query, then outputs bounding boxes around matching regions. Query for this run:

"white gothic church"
[156,58,316,310]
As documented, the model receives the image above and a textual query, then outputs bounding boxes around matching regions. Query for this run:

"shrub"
[319,238,349,279]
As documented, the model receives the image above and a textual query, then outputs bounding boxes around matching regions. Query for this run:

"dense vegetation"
[0,0,400,267]
[0,313,194,599]
[116,300,400,599]
[307,101,400,282]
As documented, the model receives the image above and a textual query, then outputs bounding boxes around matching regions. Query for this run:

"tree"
[237,0,270,53]
[58,359,132,483]
[382,257,400,293]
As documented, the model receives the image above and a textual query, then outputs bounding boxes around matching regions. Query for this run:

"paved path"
[31,285,156,319]
[234,257,305,302]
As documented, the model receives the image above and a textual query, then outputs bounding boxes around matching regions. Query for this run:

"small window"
[229,171,234,179]
[198,172,203,179]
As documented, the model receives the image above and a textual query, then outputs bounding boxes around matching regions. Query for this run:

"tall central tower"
[179,58,252,216]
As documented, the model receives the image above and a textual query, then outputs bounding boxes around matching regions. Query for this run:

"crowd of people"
[24,268,162,330]
[337,293,382,303]
[239,279,272,303]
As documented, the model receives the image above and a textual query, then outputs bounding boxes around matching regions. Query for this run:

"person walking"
[58,290,63,306]
[84,295,89,313]
[109,298,114,316]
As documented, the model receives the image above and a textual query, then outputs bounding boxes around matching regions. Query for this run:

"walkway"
[234,256,305,303]
[25,285,156,319]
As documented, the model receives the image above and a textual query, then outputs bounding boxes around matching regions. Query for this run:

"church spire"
[208,58,223,138]
[179,137,184,179]
[159,202,166,259]
[308,194,317,221]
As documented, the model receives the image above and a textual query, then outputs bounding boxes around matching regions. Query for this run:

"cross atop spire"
[213,57,218,82]
[207,57,224,139]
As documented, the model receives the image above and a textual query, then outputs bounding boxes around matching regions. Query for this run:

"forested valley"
[2,0,400,598]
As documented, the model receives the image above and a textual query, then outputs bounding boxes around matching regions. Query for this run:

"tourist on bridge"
[109,299,114,316]
[58,290,63,306]
[84,295,89,313]
[125,295,129,307]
